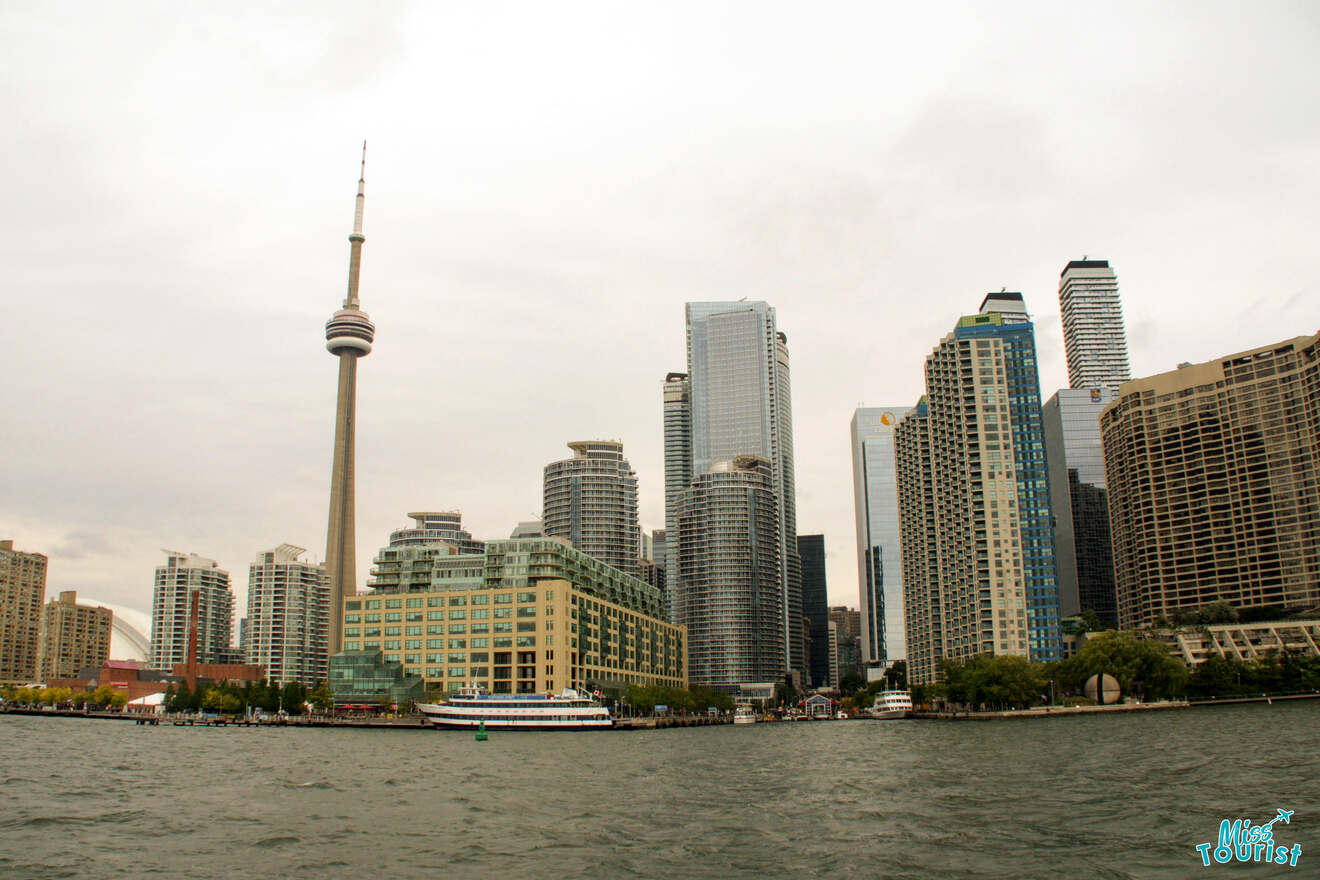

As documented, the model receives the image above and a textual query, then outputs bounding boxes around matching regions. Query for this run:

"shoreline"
[910,691,1320,721]
[4,691,1315,729]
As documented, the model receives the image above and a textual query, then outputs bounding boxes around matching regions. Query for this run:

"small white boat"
[733,704,757,725]
[417,682,612,730]
[870,690,913,719]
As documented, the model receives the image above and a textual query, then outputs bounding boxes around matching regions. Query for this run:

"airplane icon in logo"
[1261,808,1294,831]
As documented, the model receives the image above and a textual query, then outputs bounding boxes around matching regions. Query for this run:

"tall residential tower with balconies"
[245,544,329,686]
[895,294,1063,683]
[150,551,234,672]
[542,441,641,577]
[1101,332,1320,629]
[1058,259,1130,392]
[1,540,48,683]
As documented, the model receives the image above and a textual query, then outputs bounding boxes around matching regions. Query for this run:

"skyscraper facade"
[245,544,330,686]
[1042,388,1119,624]
[669,301,803,686]
[149,551,234,671]
[895,295,1063,683]
[1102,332,1320,629]
[894,400,941,685]
[1,540,48,684]
[1044,257,1130,629]
[389,512,485,555]
[797,534,829,689]
[827,605,862,685]
[542,441,641,577]
[1058,259,1130,392]
[662,372,691,621]
[676,456,783,688]
[850,406,913,670]
[36,591,112,682]
[324,145,376,657]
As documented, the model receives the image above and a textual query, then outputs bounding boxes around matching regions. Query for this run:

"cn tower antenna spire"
[345,139,367,309]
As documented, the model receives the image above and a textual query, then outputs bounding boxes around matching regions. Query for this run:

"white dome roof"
[77,597,151,662]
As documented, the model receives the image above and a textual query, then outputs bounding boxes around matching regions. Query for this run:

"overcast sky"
[4,2,1317,633]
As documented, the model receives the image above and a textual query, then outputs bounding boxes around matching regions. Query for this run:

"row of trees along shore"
[1,684,127,709]
[622,684,736,714]
[162,679,336,714]
[828,632,1320,712]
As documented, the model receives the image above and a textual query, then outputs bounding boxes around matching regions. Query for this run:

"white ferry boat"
[732,704,758,725]
[870,690,913,720]
[416,683,612,730]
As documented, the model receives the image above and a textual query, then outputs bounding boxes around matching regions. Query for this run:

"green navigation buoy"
[475,720,488,742]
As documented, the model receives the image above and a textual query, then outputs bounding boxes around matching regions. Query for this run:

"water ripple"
[1,703,1316,878]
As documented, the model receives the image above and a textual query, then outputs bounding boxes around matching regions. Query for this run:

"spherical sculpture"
[325,308,375,356]
[1083,673,1121,705]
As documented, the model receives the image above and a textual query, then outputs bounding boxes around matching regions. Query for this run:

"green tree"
[39,686,72,706]
[625,683,657,712]
[109,692,129,710]
[308,681,335,712]
[1196,601,1239,625]
[838,672,865,696]
[281,681,307,714]
[91,685,118,706]
[938,655,1047,709]
[1078,609,1103,634]
[884,660,908,690]
[170,681,192,713]
[1058,631,1189,700]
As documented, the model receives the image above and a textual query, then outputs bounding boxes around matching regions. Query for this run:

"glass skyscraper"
[666,301,803,687]
[797,534,829,689]
[850,406,912,670]
[1042,388,1119,625]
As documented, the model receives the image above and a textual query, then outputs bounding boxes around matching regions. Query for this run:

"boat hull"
[425,717,613,730]
[869,709,910,720]
[417,700,613,731]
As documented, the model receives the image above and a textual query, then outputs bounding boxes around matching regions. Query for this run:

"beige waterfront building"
[1101,331,1320,629]
[343,538,685,695]
[36,591,112,682]
[1,540,48,684]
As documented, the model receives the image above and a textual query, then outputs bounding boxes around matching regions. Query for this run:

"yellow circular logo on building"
[881,411,896,426]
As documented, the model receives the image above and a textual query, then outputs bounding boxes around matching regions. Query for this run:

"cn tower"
[323,142,376,655]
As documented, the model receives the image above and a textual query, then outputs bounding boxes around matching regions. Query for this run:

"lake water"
[1,702,1315,878]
